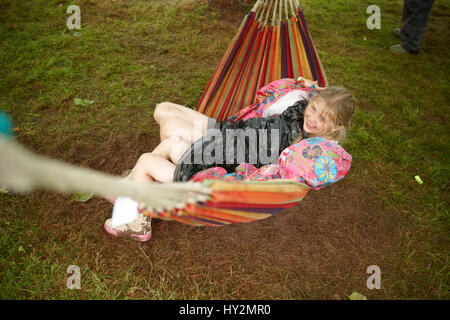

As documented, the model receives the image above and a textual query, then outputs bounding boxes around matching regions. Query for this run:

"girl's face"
[303,99,338,137]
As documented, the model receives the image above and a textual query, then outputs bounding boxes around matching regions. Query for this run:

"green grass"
[0,0,449,299]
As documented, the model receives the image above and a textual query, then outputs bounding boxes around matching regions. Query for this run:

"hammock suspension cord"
[252,0,300,26]
[0,137,211,214]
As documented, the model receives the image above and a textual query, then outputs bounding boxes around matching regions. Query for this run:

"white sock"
[111,197,139,227]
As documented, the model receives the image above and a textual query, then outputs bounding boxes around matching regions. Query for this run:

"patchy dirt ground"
[5,0,442,299]
[15,121,401,298]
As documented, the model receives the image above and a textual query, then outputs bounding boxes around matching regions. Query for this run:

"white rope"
[289,0,296,17]
[251,0,262,13]
[0,136,211,213]
[263,0,271,26]
[278,0,282,23]
[257,0,267,24]
[272,0,278,26]
[284,0,289,21]
[254,0,264,21]
[289,0,297,17]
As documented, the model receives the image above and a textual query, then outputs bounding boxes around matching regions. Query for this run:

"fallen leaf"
[71,192,94,202]
[74,98,94,106]
[348,292,367,300]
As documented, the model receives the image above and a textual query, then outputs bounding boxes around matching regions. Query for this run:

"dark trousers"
[400,0,435,52]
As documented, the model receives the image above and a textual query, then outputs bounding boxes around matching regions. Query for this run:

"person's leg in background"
[390,0,435,54]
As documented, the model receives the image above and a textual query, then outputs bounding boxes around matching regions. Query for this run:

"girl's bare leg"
[158,117,203,144]
[125,136,190,184]
[151,136,191,164]
[121,102,210,184]
[129,153,176,183]
[154,102,209,143]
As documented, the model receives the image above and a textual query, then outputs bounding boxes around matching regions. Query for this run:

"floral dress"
[190,137,352,190]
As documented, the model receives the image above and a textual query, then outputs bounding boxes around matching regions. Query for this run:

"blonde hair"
[294,86,354,143]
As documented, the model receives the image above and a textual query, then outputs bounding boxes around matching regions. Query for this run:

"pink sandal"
[104,214,152,242]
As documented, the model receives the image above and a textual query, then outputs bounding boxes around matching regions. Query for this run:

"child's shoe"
[104,214,152,242]
[104,196,152,242]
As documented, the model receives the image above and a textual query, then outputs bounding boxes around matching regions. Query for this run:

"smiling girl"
[104,80,354,241]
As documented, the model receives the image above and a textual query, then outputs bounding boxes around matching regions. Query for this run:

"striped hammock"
[143,179,311,226]
[196,0,328,121]
[141,0,327,226]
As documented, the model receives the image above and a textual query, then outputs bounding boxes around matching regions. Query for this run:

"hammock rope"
[0,136,310,226]
[0,136,211,213]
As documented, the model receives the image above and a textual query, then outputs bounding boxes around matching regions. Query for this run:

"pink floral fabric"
[190,137,352,190]
[227,78,319,122]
